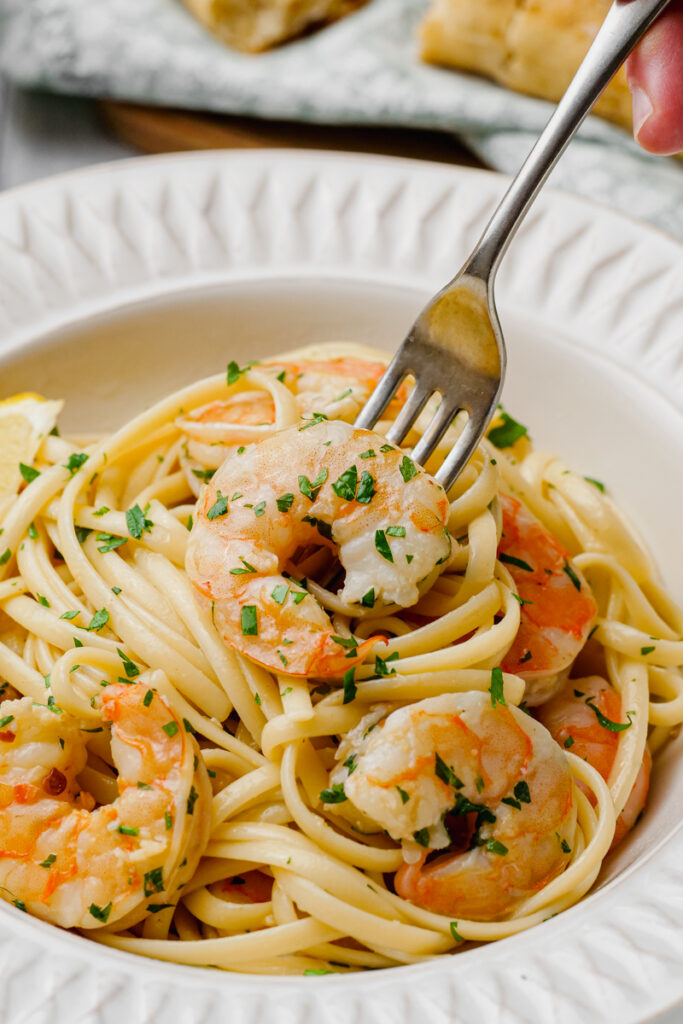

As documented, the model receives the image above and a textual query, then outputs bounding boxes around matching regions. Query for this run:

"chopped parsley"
[359,449,376,459]
[450,922,464,942]
[332,465,358,502]
[386,525,406,538]
[63,452,89,475]
[276,492,294,513]
[302,515,333,540]
[374,530,393,562]
[399,456,418,482]
[87,609,109,632]
[27,522,38,540]
[396,786,410,804]
[117,649,139,678]
[435,752,463,789]
[584,477,605,493]
[298,468,328,501]
[241,605,258,636]
[39,854,57,869]
[227,360,256,386]
[126,504,153,539]
[486,839,508,856]
[143,690,154,707]
[298,412,328,431]
[207,492,229,521]
[641,645,656,656]
[0,550,11,566]
[360,588,375,608]
[162,721,179,738]
[586,697,633,733]
[230,557,258,576]
[342,667,357,704]
[564,736,575,748]
[563,562,582,592]
[89,902,112,922]
[19,462,40,484]
[60,610,80,621]
[558,835,572,853]
[356,470,375,504]
[488,411,528,449]
[320,783,347,804]
[36,595,50,608]
[253,501,266,517]
[117,825,139,837]
[499,553,534,572]
[374,652,399,677]
[143,867,164,896]
[192,468,215,483]
[96,533,127,553]
[271,584,289,605]
[413,828,430,848]
[489,667,506,708]
[187,786,199,815]
[514,781,531,803]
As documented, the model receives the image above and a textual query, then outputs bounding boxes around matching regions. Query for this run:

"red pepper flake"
[43,767,67,795]
[0,731,15,743]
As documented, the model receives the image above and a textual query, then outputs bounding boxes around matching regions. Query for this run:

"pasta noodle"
[0,341,681,975]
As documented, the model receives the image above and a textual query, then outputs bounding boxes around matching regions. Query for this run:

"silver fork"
[356,0,671,491]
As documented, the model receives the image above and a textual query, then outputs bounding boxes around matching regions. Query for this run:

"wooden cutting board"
[98,100,483,166]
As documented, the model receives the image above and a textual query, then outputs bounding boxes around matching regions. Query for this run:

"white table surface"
[0,77,682,1024]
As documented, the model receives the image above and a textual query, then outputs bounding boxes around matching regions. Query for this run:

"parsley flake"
[19,462,40,484]
[87,609,109,632]
[489,667,506,708]
[89,902,113,922]
[399,456,418,482]
[488,411,528,449]
[276,493,294,513]
[207,492,229,521]
[241,605,258,636]
[375,530,393,562]
[342,667,357,704]
[320,783,347,804]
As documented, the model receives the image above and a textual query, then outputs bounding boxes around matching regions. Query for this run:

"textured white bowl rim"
[0,150,682,1024]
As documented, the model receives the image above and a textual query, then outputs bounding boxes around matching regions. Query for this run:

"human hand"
[626,0,683,154]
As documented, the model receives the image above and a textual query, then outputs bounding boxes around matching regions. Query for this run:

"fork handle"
[463,0,672,284]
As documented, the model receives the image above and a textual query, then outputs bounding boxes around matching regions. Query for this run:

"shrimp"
[498,493,597,706]
[333,692,576,921]
[177,356,403,471]
[0,683,211,929]
[186,418,451,677]
[536,675,650,849]
[269,356,398,422]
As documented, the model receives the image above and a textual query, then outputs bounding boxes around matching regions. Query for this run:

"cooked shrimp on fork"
[186,418,452,677]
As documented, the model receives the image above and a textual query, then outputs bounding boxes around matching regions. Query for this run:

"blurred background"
[1,0,682,236]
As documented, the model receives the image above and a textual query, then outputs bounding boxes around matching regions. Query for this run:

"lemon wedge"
[0,393,63,522]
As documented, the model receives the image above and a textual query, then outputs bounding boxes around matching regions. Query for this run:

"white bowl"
[0,151,682,1024]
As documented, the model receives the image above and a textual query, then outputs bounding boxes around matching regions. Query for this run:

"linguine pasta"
[0,342,681,975]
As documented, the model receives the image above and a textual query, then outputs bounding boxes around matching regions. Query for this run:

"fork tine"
[384,383,434,446]
[354,358,407,431]
[435,406,491,494]
[410,400,460,468]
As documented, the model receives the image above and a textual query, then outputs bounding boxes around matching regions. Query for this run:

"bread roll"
[182,0,366,53]
[420,0,632,131]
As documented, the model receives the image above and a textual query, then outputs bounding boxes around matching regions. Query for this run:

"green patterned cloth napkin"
[2,0,682,237]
